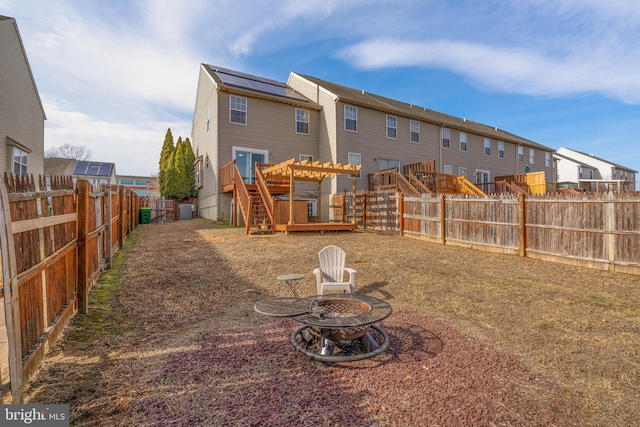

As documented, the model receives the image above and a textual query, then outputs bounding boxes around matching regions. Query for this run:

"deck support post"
[289,168,295,225]
[352,175,357,224]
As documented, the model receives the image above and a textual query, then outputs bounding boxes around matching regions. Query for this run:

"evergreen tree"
[183,137,197,198]
[164,151,178,200]
[159,128,175,198]
[173,139,188,200]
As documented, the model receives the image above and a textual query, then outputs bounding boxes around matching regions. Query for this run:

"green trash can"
[140,207,151,224]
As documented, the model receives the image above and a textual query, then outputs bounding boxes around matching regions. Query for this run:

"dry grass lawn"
[23,219,640,426]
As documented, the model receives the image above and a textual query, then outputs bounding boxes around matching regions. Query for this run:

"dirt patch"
[23,219,640,426]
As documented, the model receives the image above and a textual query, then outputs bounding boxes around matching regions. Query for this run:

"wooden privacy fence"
[338,191,640,275]
[0,174,140,403]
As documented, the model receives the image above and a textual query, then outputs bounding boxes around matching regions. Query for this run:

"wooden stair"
[247,188,273,234]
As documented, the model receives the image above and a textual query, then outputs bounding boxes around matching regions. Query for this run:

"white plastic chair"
[313,245,356,295]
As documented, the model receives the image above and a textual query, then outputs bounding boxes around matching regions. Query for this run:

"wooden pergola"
[260,158,361,227]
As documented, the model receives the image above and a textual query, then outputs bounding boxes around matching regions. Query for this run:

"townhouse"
[191,65,555,221]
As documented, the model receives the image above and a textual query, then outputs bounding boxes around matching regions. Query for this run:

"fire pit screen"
[255,294,392,365]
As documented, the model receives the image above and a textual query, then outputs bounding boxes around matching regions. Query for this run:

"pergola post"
[352,174,357,224]
[289,167,295,225]
[317,180,322,222]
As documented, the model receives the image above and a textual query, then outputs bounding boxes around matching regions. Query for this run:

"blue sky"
[2,0,639,185]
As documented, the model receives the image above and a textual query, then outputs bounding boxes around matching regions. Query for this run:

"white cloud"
[44,99,191,176]
[338,37,640,104]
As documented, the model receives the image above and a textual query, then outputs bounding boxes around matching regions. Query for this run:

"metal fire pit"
[290,294,392,364]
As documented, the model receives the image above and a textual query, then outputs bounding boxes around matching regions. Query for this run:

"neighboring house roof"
[557,147,637,173]
[44,158,117,178]
[0,15,46,119]
[553,153,595,169]
[203,64,320,109]
[44,158,77,176]
[295,73,554,152]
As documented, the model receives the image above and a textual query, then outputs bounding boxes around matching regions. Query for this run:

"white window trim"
[545,152,551,167]
[229,95,247,125]
[348,152,361,178]
[386,115,397,140]
[441,128,450,149]
[295,108,310,135]
[458,167,467,177]
[410,120,420,144]
[484,138,491,156]
[498,141,505,159]
[299,154,313,162]
[518,146,524,162]
[459,132,467,152]
[12,146,28,176]
[344,105,357,132]
[443,165,453,174]
[529,148,535,165]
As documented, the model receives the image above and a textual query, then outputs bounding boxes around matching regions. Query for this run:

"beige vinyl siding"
[0,19,45,176]
[191,66,220,219]
[217,92,320,201]
[334,104,443,192]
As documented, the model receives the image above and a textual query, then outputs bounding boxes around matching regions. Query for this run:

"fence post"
[0,179,24,403]
[77,179,89,314]
[104,188,112,269]
[605,191,616,269]
[118,185,125,250]
[440,194,446,244]
[518,193,526,257]
[398,193,404,236]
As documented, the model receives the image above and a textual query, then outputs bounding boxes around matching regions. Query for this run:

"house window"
[345,105,357,132]
[484,138,491,156]
[498,141,505,159]
[545,152,551,167]
[460,132,467,152]
[410,121,420,143]
[195,157,203,188]
[529,148,535,164]
[518,146,524,162]
[12,147,28,176]
[378,159,400,171]
[299,154,313,162]
[441,128,450,149]
[230,95,247,124]
[120,179,134,185]
[205,154,210,169]
[443,165,453,174]
[386,115,397,139]
[348,152,361,178]
[206,105,211,132]
[458,167,467,177]
[296,108,309,134]
[476,169,490,184]
[135,180,148,186]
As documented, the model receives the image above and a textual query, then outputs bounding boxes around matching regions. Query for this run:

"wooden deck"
[274,222,357,233]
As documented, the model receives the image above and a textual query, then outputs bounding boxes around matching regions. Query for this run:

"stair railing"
[456,176,487,197]
[231,161,253,233]
[408,169,433,195]
[254,163,275,226]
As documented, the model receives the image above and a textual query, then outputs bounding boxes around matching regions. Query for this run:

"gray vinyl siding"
[191,66,220,219]
[0,18,45,177]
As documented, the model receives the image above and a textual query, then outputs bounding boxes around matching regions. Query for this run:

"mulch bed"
[22,219,639,426]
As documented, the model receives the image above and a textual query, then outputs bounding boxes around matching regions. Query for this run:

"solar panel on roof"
[214,68,307,102]
[73,161,89,175]
[98,164,112,176]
